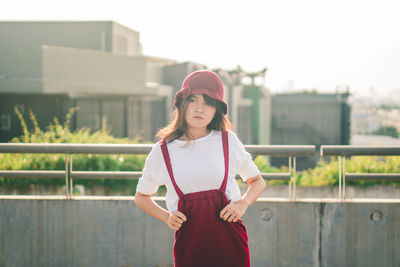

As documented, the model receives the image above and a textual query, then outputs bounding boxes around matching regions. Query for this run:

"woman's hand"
[220,174,266,223]
[220,199,249,223]
[167,211,187,231]
[134,192,187,231]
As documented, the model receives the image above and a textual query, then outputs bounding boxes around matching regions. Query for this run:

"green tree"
[373,126,400,138]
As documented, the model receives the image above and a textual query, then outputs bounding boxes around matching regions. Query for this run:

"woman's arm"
[220,174,266,222]
[134,192,187,230]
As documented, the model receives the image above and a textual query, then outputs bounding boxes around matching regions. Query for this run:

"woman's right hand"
[166,211,187,231]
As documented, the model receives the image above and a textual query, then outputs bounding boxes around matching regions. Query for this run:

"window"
[1,114,11,130]
[76,99,100,131]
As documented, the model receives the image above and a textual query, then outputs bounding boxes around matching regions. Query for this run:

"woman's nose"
[195,103,205,112]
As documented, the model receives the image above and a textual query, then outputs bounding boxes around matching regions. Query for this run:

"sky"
[2,0,400,97]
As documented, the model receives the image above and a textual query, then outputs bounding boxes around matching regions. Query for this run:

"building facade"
[0,21,263,144]
[0,21,173,142]
[270,92,351,169]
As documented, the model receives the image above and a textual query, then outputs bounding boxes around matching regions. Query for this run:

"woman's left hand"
[220,199,249,223]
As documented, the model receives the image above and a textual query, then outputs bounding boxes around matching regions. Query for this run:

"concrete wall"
[0,21,114,52]
[112,22,142,56]
[0,21,113,92]
[0,44,43,80]
[2,185,400,199]
[1,198,399,267]
[41,46,147,94]
[0,21,144,95]
[0,21,141,56]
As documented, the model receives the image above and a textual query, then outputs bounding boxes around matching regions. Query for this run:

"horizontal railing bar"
[236,173,291,181]
[262,173,291,180]
[245,145,315,156]
[71,171,142,179]
[0,143,154,154]
[1,171,292,181]
[0,143,316,157]
[0,144,313,187]
[345,173,400,180]
[0,170,65,178]
[321,146,400,156]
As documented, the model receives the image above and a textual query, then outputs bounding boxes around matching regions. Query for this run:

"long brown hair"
[156,94,232,143]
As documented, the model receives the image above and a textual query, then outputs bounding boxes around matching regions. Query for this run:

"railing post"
[288,156,292,199]
[65,153,69,198]
[343,156,346,200]
[69,154,73,199]
[293,156,296,200]
[338,155,342,201]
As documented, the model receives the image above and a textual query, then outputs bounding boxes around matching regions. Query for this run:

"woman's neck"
[179,128,211,141]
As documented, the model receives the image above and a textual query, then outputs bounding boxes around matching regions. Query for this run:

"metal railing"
[0,143,315,200]
[245,145,315,199]
[320,145,400,200]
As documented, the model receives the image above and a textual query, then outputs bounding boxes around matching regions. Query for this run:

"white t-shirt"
[136,130,260,211]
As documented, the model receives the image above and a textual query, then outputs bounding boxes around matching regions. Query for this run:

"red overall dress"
[160,131,250,267]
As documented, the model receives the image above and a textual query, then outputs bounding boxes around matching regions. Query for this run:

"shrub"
[299,156,400,187]
[0,107,147,195]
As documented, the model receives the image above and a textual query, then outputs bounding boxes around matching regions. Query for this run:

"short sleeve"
[136,143,164,195]
[228,131,260,181]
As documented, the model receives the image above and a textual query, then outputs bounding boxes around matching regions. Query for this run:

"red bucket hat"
[174,70,228,114]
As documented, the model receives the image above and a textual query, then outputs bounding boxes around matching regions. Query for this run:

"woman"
[134,70,266,267]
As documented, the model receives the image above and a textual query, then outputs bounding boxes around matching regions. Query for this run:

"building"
[0,21,174,142]
[270,92,351,169]
[1,21,264,144]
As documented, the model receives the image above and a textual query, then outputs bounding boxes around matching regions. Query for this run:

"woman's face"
[184,94,216,132]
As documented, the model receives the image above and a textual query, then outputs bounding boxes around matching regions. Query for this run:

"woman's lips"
[194,116,203,119]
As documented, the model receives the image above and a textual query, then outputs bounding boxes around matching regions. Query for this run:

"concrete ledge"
[1,195,400,203]
[1,198,399,267]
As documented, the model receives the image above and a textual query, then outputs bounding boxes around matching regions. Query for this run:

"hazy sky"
[2,0,400,96]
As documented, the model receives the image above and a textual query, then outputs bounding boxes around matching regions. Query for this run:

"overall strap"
[219,131,229,192]
[160,139,184,198]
